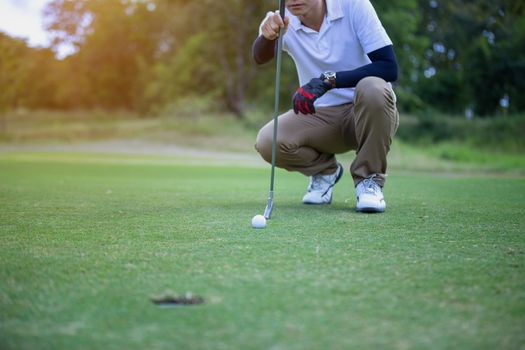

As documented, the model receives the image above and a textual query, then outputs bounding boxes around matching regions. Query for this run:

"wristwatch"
[320,71,337,89]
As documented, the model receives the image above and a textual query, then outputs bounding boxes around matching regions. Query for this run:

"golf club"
[263,0,286,220]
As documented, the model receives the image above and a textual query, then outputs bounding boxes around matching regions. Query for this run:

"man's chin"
[287,4,307,17]
[288,9,306,17]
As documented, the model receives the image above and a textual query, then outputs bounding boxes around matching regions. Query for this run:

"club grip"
[279,0,285,19]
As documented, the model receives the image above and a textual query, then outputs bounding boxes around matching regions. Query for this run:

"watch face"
[323,71,336,87]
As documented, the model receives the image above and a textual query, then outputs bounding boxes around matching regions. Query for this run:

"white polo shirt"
[260,0,393,106]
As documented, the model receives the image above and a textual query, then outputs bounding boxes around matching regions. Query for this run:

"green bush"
[397,112,525,152]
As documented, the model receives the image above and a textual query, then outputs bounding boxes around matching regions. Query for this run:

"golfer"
[253,0,399,213]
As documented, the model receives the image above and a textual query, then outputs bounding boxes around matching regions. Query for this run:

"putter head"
[264,195,274,219]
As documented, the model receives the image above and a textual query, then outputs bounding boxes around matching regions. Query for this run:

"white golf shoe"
[355,177,386,213]
[302,163,344,205]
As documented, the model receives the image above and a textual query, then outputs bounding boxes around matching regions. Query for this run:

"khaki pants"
[255,77,399,187]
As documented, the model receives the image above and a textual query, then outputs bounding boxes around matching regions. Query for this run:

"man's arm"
[252,11,289,65]
[252,35,277,65]
[335,45,398,87]
[292,45,398,114]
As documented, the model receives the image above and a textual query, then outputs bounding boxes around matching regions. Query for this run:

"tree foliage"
[416,0,525,115]
[0,0,524,118]
[0,34,30,114]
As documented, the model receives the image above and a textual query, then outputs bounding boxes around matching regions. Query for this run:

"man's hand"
[292,78,332,115]
[261,11,289,40]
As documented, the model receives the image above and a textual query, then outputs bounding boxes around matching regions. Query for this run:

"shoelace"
[308,175,326,191]
[361,178,381,194]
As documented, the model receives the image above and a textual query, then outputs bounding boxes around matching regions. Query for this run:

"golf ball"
[251,214,266,229]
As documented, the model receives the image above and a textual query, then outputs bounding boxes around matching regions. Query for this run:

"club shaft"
[265,0,285,220]
[269,28,284,193]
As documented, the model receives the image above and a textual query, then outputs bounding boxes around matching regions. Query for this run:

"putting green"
[1,152,524,349]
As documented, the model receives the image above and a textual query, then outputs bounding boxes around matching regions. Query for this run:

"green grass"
[0,110,257,153]
[426,142,525,173]
[3,109,525,174]
[1,153,524,350]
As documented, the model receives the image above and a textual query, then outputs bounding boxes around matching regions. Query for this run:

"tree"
[374,0,429,112]
[22,47,63,109]
[415,0,525,115]
[0,33,31,132]
[44,0,166,110]
[5,0,521,117]
[145,0,271,118]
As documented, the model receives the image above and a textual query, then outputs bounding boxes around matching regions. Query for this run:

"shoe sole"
[356,206,385,213]
[356,199,386,213]
[303,163,344,205]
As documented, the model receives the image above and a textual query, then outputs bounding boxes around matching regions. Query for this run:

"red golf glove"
[292,78,332,115]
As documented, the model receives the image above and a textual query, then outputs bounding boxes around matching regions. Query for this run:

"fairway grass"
[1,153,524,349]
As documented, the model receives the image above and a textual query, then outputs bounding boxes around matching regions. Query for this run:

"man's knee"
[355,77,392,109]
[255,124,273,163]
[256,122,299,164]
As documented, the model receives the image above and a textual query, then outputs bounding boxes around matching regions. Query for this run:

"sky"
[0,0,52,47]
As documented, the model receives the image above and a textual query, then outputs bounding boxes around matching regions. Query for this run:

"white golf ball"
[251,214,266,229]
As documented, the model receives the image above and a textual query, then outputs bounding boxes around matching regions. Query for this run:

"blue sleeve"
[335,45,398,88]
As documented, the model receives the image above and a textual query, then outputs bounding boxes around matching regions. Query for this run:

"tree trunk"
[0,113,7,134]
[218,1,259,120]
[217,40,246,119]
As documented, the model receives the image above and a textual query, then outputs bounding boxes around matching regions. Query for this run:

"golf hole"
[151,293,205,307]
